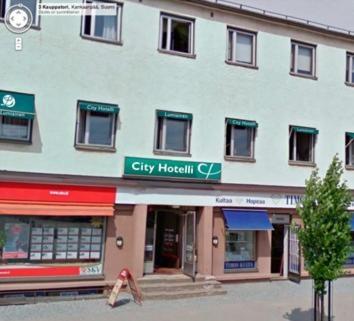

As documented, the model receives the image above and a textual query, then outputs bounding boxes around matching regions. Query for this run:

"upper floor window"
[225,118,257,160]
[289,126,318,164]
[346,53,354,85]
[290,41,316,78]
[345,132,354,167]
[0,90,35,143]
[81,1,122,43]
[159,13,194,56]
[155,110,192,154]
[227,28,256,67]
[1,0,39,26]
[75,100,119,150]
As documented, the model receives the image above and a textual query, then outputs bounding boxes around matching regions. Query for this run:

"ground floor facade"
[0,175,354,298]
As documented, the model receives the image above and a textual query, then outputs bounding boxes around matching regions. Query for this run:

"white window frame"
[75,108,117,148]
[289,127,315,163]
[155,115,191,154]
[227,124,255,159]
[159,13,194,55]
[5,0,40,26]
[81,0,122,43]
[0,115,31,142]
[227,27,256,66]
[346,53,354,84]
[291,41,316,77]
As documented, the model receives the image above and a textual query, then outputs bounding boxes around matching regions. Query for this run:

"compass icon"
[4,4,33,34]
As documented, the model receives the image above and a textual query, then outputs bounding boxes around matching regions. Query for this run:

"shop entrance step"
[137,274,227,300]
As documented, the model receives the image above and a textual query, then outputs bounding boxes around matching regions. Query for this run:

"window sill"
[288,160,316,167]
[0,138,32,145]
[345,165,354,170]
[75,144,116,152]
[153,149,191,157]
[225,60,258,70]
[289,72,318,80]
[224,156,256,163]
[157,48,196,59]
[224,268,258,273]
[345,81,354,87]
[80,34,123,46]
[0,18,41,30]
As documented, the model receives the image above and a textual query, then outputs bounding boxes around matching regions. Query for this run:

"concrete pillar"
[197,206,213,275]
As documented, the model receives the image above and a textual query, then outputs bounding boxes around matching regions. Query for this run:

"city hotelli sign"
[124,157,222,181]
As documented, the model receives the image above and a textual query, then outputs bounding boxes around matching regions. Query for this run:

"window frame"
[290,40,317,78]
[289,126,316,165]
[226,27,257,68]
[2,0,40,27]
[154,111,192,156]
[225,120,256,161]
[80,0,123,45]
[75,103,118,151]
[0,115,33,143]
[158,12,195,57]
[345,133,354,168]
[224,230,257,273]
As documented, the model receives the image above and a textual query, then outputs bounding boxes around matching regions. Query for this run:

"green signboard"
[157,110,193,120]
[227,118,258,128]
[79,101,119,114]
[124,157,222,181]
[0,90,35,119]
[292,126,318,135]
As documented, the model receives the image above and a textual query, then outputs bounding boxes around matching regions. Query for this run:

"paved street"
[1,278,354,321]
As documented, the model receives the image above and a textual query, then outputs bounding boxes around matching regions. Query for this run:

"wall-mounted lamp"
[212,236,219,247]
[116,236,124,248]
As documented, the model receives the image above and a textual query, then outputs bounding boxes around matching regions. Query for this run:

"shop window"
[155,110,192,154]
[0,216,105,264]
[75,102,118,149]
[227,27,256,67]
[0,116,32,142]
[290,41,316,77]
[224,231,256,271]
[225,118,257,160]
[159,13,194,55]
[81,0,122,43]
[346,53,354,84]
[346,232,354,265]
[289,126,318,164]
[0,0,39,26]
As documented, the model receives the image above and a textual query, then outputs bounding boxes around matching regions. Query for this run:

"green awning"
[0,90,35,120]
[79,101,119,114]
[227,118,258,128]
[157,110,193,120]
[292,126,319,135]
[347,132,354,139]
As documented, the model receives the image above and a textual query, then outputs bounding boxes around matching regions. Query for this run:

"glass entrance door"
[182,211,196,278]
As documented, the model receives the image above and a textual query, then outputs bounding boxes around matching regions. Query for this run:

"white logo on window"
[1,95,16,108]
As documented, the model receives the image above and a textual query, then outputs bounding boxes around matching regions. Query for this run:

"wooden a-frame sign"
[108,268,143,307]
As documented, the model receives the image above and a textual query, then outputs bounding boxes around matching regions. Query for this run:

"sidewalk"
[1,278,354,321]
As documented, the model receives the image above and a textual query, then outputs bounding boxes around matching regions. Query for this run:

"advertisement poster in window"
[2,223,30,259]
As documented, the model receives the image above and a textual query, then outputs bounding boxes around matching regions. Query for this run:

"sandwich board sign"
[108,268,143,307]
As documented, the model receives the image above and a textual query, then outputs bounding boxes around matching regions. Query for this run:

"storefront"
[0,182,115,288]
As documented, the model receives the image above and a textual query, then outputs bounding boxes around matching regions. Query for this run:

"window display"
[0,216,104,264]
[224,231,256,271]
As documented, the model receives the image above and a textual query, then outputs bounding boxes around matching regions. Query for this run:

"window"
[289,126,318,163]
[75,101,118,149]
[345,133,354,167]
[227,28,256,67]
[155,110,192,154]
[346,230,354,265]
[159,13,194,55]
[225,118,257,159]
[346,53,354,84]
[0,216,105,264]
[1,0,39,26]
[81,0,122,43]
[291,41,316,77]
[225,231,256,271]
[0,116,32,142]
